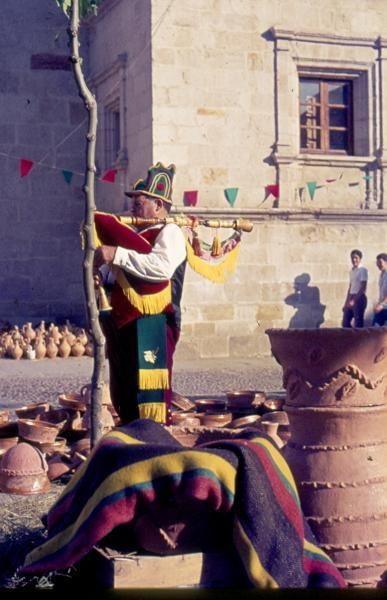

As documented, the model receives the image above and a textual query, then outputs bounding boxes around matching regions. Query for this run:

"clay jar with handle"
[46,337,58,359]
[58,336,71,358]
[71,339,85,357]
[80,383,111,406]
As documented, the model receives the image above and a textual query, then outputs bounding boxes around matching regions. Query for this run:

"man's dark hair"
[350,249,362,259]
[376,253,387,262]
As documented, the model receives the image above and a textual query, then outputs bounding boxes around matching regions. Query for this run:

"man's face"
[132,194,161,218]
[351,254,361,267]
[377,258,387,272]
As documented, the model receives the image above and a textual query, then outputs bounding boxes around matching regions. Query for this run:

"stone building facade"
[1,0,387,359]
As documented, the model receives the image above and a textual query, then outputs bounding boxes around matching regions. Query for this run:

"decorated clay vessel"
[266,327,387,588]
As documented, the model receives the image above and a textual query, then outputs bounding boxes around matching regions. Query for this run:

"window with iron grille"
[299,78,353,154]
[104,102,121,168]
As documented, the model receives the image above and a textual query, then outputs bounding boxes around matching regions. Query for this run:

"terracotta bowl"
[0,410,9,425]
[71,437,91,457]
[15,402,50,420]
[227,414,261,429]
[225,390,257,409]
[32,436,68,456]
[18,419,59,444]
[199,412,233,428]
[262,395,285,413]
[194,399,227,413]
[44,408,69,428]
[47,455,72,481]
[58,393,87,412]
[171,393,195,412]
[260,410,289,425]
[170,412,199,426]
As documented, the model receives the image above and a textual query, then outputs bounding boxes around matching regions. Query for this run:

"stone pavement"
[0,353,283,411]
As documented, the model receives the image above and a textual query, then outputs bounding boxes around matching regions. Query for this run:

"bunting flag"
[101,168,118,183]
[265,184,279,199]
[183,190,198,206]
[62,170,74,185]
[224,187,239,207]
[363,175,372,181]
[306,181,317,201]
[20,159,34,178]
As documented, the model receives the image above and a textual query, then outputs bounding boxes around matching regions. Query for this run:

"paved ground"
[0,354,283,411]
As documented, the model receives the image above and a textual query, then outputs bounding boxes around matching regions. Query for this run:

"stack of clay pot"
[0,320,94,359]
[266,327,387,588]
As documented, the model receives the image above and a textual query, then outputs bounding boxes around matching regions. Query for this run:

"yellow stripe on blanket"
[23,450,237,569]
[233,519,278,588]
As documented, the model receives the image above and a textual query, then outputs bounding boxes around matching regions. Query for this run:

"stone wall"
[176,213,387,360]
[2,0,387,360]
[0,0,87,325]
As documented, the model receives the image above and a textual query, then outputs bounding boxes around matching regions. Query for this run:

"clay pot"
[0,410,9,425]
[45,337,58,359]
[15,402,49,420]
[0,442,50,494]
[81,404,115,433]
[47,455,72,480]
[227,414,261,429]
[266,327,387,588]
[194,399,227,413]
[170,412,198,426]
[8,341,23,360]
[224,390,256,409]
[260,421,284,448]
[71,339,85,357]
[34,336,46,360]
[0,436,18,457]
[58,393,87,412]
[84,342,94,357]
[58,336,71,358]
[80,383,112,406]
[23,322,36,344]
[18,419,59,444]
[199,412,233,428]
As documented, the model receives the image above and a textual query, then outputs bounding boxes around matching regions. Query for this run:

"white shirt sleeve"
[112,224,187,282]
[360,267,368,281]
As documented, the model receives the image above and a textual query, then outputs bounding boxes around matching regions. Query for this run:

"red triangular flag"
[101,168,117,183]
[183,190,198,206]
[20,159,34,178]
[265,184,279,198]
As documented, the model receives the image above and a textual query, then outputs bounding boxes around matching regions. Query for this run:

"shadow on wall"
[284,273,325,328]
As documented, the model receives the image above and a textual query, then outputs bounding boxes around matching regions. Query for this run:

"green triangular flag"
[224,188,239,207]
[363,175,372,181]
[62,170,73,185]
[306,181,317,200]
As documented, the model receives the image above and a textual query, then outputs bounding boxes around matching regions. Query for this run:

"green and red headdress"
[125,162,176,204]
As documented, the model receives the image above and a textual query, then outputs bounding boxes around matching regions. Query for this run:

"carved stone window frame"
[270,28,387,208]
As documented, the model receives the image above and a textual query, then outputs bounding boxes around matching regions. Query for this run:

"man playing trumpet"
[94,162,187,425]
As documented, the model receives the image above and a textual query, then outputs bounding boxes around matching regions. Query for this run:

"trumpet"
[119,215,254,232]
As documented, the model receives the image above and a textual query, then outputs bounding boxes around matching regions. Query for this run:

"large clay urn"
[266,327,387,588]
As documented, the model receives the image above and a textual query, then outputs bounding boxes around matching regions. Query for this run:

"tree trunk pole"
[69,0,105,445]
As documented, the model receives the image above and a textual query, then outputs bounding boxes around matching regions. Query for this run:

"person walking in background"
[342,249,368,328]
[372,253,387,326]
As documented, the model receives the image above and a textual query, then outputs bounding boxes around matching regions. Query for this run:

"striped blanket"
[21,419,346,588]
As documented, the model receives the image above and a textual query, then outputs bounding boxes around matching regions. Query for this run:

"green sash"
[136,314,169,422]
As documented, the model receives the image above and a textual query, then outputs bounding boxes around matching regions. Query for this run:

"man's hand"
[374,302,384,313]
[94,245,117,269]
